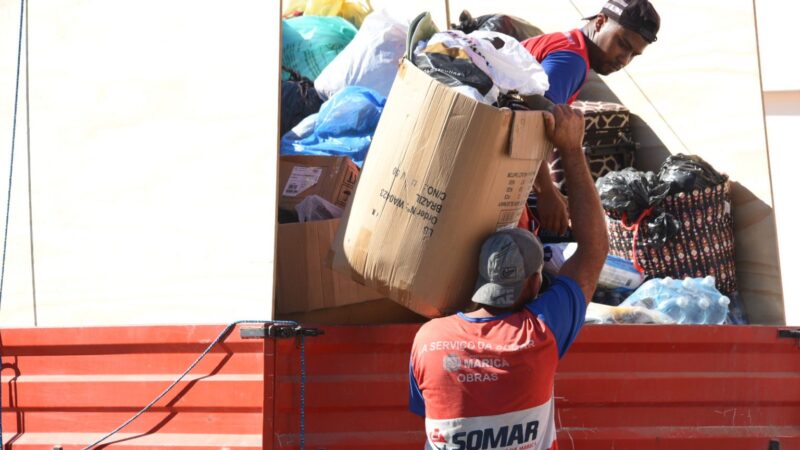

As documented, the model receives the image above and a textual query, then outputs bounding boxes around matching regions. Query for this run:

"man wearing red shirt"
[409,105,608,450]
[524,0,660,235]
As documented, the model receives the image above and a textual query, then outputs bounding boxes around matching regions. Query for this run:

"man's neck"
[463,305,512,318]
[581,26,602,72]
[582,23,597,41]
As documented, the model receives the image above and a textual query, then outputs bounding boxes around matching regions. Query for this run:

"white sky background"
[0,1,280,327]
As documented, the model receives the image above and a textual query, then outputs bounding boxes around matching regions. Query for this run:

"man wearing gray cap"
[409,105,608,450]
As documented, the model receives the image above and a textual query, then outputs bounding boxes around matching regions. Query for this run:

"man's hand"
[534,105,584,236]
[544,105,585,153]
[536,181,569,235]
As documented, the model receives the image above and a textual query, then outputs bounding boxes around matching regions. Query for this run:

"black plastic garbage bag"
[452,10,544,42]
[596,168,679,247]
[596,168,670,222]
[497,92,554,111]
[281,68,324,136]
[643,211,680,247]
[657,153,726,195]
[413,51,495,98]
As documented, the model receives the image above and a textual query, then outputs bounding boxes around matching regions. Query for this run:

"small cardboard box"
[278,155,359,212]
[276,218,385,315]
[331,60,552,318]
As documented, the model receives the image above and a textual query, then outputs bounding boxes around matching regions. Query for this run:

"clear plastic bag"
[295,195,344,222]
[314,10,408,100]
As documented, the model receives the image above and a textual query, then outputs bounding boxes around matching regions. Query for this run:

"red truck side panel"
[275,324,800,450]
[1,324,798,449]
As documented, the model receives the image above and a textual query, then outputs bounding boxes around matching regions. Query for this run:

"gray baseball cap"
[472,228,544,308]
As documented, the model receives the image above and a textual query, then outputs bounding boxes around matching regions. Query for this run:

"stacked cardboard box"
[276,218,426,324]
[278,155,359,212]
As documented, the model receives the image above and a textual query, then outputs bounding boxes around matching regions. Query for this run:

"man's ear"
[594,14,608,32]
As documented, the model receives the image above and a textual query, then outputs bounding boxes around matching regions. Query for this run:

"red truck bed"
[1,323,798,449]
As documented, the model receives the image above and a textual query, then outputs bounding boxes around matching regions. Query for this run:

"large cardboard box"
[278,155,359,212]
[279,298,426,325]
[276,219,385,315]
[331,60,553,318]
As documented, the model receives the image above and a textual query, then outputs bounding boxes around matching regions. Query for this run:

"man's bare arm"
[544,105,608,302]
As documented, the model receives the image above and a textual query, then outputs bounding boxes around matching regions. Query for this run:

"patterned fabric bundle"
[549,101,636,194]
[605,179,738,295]
[575,100,632,147]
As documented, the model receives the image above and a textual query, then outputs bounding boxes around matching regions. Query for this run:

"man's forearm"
[534,160,554,194]
[545,105,607,300]
[560,147,608,257]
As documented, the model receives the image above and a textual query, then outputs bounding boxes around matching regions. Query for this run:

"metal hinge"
[240,323,324,339]
[777,329,800,340]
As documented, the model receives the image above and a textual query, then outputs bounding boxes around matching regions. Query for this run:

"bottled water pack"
[620,276,730,324]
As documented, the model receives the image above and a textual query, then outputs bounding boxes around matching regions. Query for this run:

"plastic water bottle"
[704,295,731,325]
[684,296,711,324]
[658,296,689,323]
[697,277,730,323]
[694,276,718,297]
[685,276,729,324]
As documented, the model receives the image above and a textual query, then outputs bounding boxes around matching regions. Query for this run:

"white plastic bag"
[414,30,549,104]
[543,243,568,275]
[295,195,344,222]
[315,10,408,100]
[468,30,549,96]
[282,113,317,142]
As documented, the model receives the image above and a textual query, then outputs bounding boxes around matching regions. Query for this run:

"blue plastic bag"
[280,86,386,167]
[282,16,358,80]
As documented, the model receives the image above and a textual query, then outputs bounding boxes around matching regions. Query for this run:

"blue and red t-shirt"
[522,30,591,105]
[409,276,586,450]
